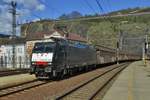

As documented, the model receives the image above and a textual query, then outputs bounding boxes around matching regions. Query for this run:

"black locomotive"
[30,37,141,79]
[30,37,97,78]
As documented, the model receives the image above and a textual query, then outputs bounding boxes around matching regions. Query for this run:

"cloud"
[0,5,12,34]
[36,4,45,11]
[0,0,45,35]
[2,0,45,11]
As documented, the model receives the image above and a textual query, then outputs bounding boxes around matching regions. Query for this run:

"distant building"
[0,38,29,68]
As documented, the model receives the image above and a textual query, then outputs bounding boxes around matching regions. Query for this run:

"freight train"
[30,37,141,79]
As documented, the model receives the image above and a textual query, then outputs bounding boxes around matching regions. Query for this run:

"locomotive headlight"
[48,62,51,65]
[45,67,51,72]
[32,62,35,65]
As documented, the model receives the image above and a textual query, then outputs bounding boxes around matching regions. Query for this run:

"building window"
[18,48,22,53]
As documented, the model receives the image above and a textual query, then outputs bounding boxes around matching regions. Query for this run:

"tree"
[87,21,117,47]
[59,11,82,19]
[68,11,82,19]
[59,14,68,20]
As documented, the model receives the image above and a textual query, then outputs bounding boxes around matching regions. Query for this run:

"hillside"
[21,7,150,53]
[108,7,150,15]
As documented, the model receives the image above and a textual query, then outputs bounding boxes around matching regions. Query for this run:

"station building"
[0,38,29,69]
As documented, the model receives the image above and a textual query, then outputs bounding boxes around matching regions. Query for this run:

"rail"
[55,63,130,100]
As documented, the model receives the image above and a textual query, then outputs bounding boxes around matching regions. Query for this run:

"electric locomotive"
[30,37,97,78]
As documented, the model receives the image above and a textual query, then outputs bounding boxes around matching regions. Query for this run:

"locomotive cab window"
[33,42,56,53]
[45,42,56,53]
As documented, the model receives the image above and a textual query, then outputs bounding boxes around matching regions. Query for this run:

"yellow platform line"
[128,65,134,100]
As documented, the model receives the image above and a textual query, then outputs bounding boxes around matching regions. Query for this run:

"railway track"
[0,69,29,77]
[0,79,50,97]
[55,63,130,100]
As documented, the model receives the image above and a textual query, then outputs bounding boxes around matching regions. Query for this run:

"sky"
[0,0,150,35]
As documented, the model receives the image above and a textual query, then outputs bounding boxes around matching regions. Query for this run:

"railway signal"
[145,42,148,53]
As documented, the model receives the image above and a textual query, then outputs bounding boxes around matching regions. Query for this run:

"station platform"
[103,61,150,100]
[0,74,36,89]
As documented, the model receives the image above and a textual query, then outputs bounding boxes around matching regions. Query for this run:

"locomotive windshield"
[33,42,56,53]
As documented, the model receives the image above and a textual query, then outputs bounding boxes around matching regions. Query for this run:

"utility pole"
[119,30,123,50]
[142,42,145,60]
[145,29,149,56]
[145,34,148,54]
[9,1,17,68]
[143,28,149,66]
[145,34,148,66]
[116,30,123,65]
[116,41,119,65]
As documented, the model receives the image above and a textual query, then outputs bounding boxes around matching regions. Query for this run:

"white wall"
[0,44,29,69]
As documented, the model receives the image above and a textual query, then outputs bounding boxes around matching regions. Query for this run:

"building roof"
[67,33,87,42]
[0,38,26,45]
[26,30,87,42]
